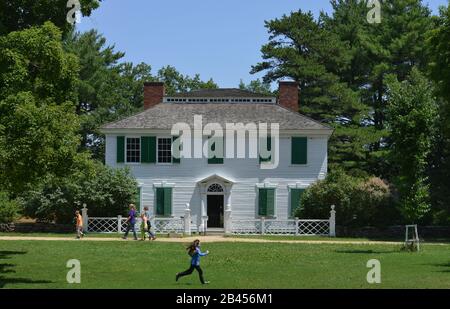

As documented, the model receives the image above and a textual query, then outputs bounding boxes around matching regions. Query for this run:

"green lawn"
[0,240,449,288]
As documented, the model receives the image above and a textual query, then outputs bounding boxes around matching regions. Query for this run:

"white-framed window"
[157,137,172,163]
[126,137,140,163]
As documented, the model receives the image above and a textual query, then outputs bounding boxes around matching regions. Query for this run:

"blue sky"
[77,0,448,88]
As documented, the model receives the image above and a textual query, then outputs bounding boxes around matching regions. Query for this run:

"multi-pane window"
[126,137,140,163]
[158,138,172,163]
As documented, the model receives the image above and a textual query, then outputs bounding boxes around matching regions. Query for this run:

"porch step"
[205,228,225,235]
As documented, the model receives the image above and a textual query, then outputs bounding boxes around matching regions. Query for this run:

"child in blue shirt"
[176,239,209,284]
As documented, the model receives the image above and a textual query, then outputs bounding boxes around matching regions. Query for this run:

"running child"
[176,239,209,284]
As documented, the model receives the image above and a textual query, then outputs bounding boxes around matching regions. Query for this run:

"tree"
[386,68,438,223]
[63,30,153,159]
[157,65,217,95]
[0,22,79,103]
[250,9,368,177]
[325,0,435,178]
[0,0,102,36]
[251,10,363,122]
[238,79,273,95]
[426,4,450,224]
[0,23,85,195]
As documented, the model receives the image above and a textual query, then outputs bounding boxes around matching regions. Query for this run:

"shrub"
[352,177,399,226]
[0,191,21,223]
[22,162,137,224]
[296,170,399,227]
[296,169,359,225]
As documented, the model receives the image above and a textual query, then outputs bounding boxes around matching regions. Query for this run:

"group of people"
[122,204,157,241]
[74,204,210,284]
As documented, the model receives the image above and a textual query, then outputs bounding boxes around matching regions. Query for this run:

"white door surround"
[197,174,234,232]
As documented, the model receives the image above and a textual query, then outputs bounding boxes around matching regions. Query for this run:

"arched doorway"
[206,183,224,228]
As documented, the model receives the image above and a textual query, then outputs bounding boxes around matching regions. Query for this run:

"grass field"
[0,240,449,288]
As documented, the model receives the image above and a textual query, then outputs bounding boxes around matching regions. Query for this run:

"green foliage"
[0,0,101,36]
[238,79,273,95]
[22,162,137,224]
[0,22,79,103]
[427,4,450,225]
[0,92,83,195]
[386,68,438,223]
[296,170,396,227]
[0,191,21,224]
[253,1,435,180]
[63,30,153,159]
[0,23,85,195]
[251,10,363,123]
[157,65,218,95]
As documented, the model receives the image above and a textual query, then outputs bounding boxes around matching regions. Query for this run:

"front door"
[207,195,224,228]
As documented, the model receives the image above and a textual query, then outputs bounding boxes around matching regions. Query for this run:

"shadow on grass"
[335,249,398,254]
[428,262,450,273]
[0,250,54,288]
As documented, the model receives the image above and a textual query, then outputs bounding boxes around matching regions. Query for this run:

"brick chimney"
[144,82,165,110]
[278,81,299,112]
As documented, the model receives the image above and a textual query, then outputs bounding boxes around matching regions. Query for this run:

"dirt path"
[0,235,405,245]
[0,235,448,245]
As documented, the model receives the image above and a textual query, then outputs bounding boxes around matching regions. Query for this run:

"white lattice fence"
[88,217,120,233]
[231,220,262,234]
[264,220,297,235]
[231,218,333,236]
[153,218,184,233]
[298,220,329,236]
[88,217,184,233]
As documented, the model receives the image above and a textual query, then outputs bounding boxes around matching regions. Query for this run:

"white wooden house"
[100,81,333,234]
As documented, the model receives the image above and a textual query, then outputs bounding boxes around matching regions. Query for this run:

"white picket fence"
[82,205,336,236]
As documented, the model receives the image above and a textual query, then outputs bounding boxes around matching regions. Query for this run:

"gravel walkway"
[0,235,407,245]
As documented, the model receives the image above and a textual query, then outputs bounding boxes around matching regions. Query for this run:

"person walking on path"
[176,239,209,284]
[140,211,148,240]
[75,210,84,239]
[143,206,156,240]
[122,204,138,240]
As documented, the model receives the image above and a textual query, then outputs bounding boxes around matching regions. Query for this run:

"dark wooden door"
[207,195,224,228]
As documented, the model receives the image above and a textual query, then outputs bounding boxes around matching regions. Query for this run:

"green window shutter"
[116,136,125,163]
[163,188,172,216]
[172,136,180,163]
[258,189,267,216]
[156,188,165,215]
[141,136,156,163]
[266,189,275,216]
[207,137,223,164]
[135,187,141,211]
[259,136,272,163]
[290,189,305,217]
[292,137,307,164]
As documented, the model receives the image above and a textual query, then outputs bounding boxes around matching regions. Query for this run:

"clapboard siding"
[105,134,328,224]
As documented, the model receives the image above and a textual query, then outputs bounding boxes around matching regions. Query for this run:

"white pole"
[82,204,88,233]
[118,215,122,233]
[224,204,232,235]
[184,203,191,236]
[329,205,336,237]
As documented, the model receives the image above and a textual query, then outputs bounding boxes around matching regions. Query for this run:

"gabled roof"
[170,88,273,98]
[101,103,332,132]
[197,174,235,185]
